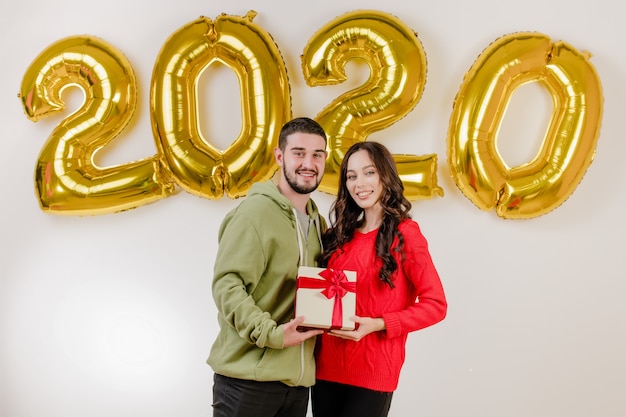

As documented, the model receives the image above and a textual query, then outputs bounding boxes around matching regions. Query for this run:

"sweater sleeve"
[212,208,284,349]
[381,220,447,339]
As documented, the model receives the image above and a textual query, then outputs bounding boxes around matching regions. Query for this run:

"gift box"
[295,266,357,330]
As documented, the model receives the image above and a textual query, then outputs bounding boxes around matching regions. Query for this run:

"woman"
[312,141,447,417]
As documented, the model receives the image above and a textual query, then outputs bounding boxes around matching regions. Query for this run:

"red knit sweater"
[315,219,447,392]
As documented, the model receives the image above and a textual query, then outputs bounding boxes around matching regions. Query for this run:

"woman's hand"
[328,316,385,341]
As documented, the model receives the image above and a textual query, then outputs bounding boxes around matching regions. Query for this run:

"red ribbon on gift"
[296,269,356,329]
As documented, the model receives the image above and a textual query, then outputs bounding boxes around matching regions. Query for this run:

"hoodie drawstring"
[293,208,306,266]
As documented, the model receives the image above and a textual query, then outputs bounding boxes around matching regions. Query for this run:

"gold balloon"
[301,9,442,200]
[150,11,291,199]
[447,32,603,219]
[19,35,176,216]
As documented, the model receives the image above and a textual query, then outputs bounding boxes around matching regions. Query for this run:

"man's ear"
[274,147,284,166]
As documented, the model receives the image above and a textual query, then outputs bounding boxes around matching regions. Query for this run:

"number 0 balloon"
[150,12,291,199]
[447,32,603,219]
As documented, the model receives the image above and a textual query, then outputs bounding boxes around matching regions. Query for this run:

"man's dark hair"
[278,117,327,150]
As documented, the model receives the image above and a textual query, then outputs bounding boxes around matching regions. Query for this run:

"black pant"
[212,374,310,417]
[311,380,393,417]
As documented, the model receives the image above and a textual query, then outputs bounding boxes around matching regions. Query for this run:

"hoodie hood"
[247,180,323,223]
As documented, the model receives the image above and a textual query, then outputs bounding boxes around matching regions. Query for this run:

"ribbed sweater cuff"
[382,312,401,338]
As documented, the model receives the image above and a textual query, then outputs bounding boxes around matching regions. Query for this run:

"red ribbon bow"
[297,269,356,329]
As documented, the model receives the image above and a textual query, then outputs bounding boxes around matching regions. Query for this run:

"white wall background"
[1,1,624,416]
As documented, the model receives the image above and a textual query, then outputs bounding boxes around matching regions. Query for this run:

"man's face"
[277,132,327,195]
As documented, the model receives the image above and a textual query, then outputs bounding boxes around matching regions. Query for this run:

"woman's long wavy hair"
[318,141,412,288]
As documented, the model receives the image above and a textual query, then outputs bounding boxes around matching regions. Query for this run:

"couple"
[207,117,447,417]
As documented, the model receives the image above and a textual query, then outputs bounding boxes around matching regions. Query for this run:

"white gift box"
[294,266,357,331]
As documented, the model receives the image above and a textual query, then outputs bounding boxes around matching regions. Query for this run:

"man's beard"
[284,165,320,194]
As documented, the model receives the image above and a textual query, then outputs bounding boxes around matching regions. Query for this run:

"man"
[208,117,328,417]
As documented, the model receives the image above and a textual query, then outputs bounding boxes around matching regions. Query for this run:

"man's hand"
[282,316,324,347]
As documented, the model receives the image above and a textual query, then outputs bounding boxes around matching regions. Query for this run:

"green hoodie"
[207,180,327,387]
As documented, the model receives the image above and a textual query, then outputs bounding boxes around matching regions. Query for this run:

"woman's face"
[345,149,383,211]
